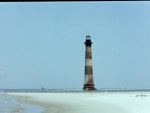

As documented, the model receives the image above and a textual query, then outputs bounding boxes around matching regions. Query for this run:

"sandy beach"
[6,91,150,113]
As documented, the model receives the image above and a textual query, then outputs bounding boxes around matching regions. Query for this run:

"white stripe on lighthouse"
[84,75,93,84]
[85,59,92,66]
[86,47,91,51]
[84,75,89,84]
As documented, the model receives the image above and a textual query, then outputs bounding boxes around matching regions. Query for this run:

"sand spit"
[7,92,150,113]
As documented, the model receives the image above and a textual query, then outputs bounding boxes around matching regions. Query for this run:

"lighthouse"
[83,35,96,90]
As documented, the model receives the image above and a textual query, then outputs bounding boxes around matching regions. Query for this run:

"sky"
[0,2,150,89]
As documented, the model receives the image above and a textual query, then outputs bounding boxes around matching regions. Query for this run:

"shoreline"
[7,92,150,113]
[16,95,74,113]
[7,93,79,113]
[0,93,44,113]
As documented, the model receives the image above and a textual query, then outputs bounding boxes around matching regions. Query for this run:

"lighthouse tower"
[83,35,96,90]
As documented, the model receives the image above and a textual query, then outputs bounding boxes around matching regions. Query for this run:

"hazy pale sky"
[0,2,150,89]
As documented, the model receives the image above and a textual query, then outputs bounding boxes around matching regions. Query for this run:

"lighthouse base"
[83,84,96,91]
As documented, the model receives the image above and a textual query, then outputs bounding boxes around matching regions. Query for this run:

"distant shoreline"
[2,88,150,93]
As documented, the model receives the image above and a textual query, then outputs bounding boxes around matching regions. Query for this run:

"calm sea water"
[0,92,45,113]
[0,89,150,113]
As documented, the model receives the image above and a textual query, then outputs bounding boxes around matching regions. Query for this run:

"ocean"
[1,89,150,113]
[0,91,45,113]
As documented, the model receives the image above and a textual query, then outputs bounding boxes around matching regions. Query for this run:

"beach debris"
[135,94,147,97]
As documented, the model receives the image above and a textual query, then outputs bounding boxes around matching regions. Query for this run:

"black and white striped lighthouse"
[83,35,96,90]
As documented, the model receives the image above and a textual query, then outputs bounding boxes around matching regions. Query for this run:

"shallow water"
[0,93,45,113]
